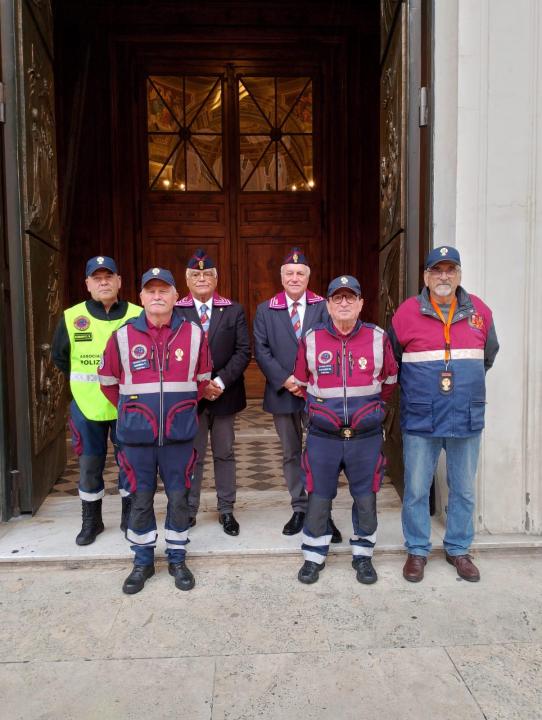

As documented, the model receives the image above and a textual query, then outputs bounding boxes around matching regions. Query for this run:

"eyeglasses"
[427,267,459,277]
[329,293,359,305]
[187,270,216,280]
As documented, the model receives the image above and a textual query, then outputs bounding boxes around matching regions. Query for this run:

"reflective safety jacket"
[293,318,398,435]
[64,300,140,421]
[98,310,211,446]
[388,286,499,438]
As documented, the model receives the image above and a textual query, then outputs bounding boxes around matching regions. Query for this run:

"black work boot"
[122,564,155,595]
[120,495,132,532]
[168,561,195,591]
[352,556,378,585]
[75,499,105,546]
[298,560,325,584]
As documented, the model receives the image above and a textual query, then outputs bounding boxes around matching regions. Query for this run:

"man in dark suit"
[253,248,341,541]
[176,249,251,536]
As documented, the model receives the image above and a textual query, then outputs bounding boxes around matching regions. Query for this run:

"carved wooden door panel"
[379,0,407,493]
[140,62,322,396]
[13,0,66,511]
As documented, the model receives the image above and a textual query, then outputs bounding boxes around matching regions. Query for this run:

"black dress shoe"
[168,561,195,591]
[189,516,196,528]
[122,564,155,595]
[219,513,240,536]
[282,511,305,536]
[352,556,378,585]
[298,560,325,584]
[329,517,342,544]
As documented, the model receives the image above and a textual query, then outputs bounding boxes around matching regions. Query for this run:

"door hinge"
[419,86,429,127]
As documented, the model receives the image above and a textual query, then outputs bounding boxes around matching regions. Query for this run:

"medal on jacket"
[430,296,457,394]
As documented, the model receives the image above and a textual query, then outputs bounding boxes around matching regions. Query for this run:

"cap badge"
[340,276,348,285]
[358,357,367,370]
[440,248,448,256]
[293,253,299,263]
[97,256,104,264]
[152,267,160,275]
[199,260,204,270]
[175,348,184,362]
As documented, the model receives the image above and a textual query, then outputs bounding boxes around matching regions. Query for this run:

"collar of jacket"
[418,286,474,322]
[85,298,125,320]
[175,291,233,307]
[324,316,363,339]
[130,308,184,333]
[268,289,324,310]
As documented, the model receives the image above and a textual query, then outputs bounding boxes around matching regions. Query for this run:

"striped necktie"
[200,303,210,333]
[290,301,301,339]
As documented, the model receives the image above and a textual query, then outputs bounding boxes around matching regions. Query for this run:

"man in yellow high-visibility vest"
[52,256,140,545]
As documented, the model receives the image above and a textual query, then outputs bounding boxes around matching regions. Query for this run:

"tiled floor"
[51,399,400,507]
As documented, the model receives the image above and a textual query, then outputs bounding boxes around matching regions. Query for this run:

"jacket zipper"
[342,340,348,425]
[158,326,182,446]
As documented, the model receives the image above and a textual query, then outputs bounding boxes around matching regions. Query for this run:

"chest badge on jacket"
[131,344,147,359]
[468,313,484,330]
[175,348,184,362]
[358,356,367,370]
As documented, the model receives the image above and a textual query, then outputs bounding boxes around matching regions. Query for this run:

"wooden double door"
[132,56,325,339]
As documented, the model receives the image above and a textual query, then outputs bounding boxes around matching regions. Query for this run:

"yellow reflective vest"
[64,301,141,421]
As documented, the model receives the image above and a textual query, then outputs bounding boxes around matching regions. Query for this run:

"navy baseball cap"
[425,246,461,269]
[86,256,118,276]
[141,267,176,289]
[327,275,362,297]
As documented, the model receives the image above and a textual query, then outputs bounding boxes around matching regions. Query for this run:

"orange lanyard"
[430,296,457,364]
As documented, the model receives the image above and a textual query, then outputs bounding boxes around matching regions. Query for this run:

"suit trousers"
[189,407,237,515]
[273,411,308,512]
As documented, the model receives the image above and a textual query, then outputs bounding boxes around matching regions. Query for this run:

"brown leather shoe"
[446,553,480,582]
[403,554,427,582]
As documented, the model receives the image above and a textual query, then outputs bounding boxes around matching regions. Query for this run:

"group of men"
[52,243,498,594]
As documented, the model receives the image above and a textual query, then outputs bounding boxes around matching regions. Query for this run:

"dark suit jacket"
[253,289,327,414]
[175,293,251,416]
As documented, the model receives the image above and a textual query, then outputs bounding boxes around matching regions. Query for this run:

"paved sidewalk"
[1,552,541,719]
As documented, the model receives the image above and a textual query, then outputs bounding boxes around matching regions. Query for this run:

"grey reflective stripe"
[116,325,132,385]
[197,372,211,381]
[293,377,308,387]
[188,323,201,382]
[372,328,383,384]
[384,374,398,384]
[119,381,197,395]
[305,331,320,395]
[70,372,99,383]
[402,348,485,363]
[308,383,382,398]
[98,375,118,386]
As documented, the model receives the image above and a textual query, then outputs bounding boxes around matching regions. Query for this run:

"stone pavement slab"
[1,656,215,720]
[212,647,484,720]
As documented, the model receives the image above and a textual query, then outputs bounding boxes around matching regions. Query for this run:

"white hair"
[280,264,310,277]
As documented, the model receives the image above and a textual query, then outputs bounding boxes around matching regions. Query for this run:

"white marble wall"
[432,0,542,533]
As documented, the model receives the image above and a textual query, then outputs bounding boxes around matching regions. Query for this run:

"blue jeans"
[402,432,481,557]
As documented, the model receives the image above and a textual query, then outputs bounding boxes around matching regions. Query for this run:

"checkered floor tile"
[52,400,400,506]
